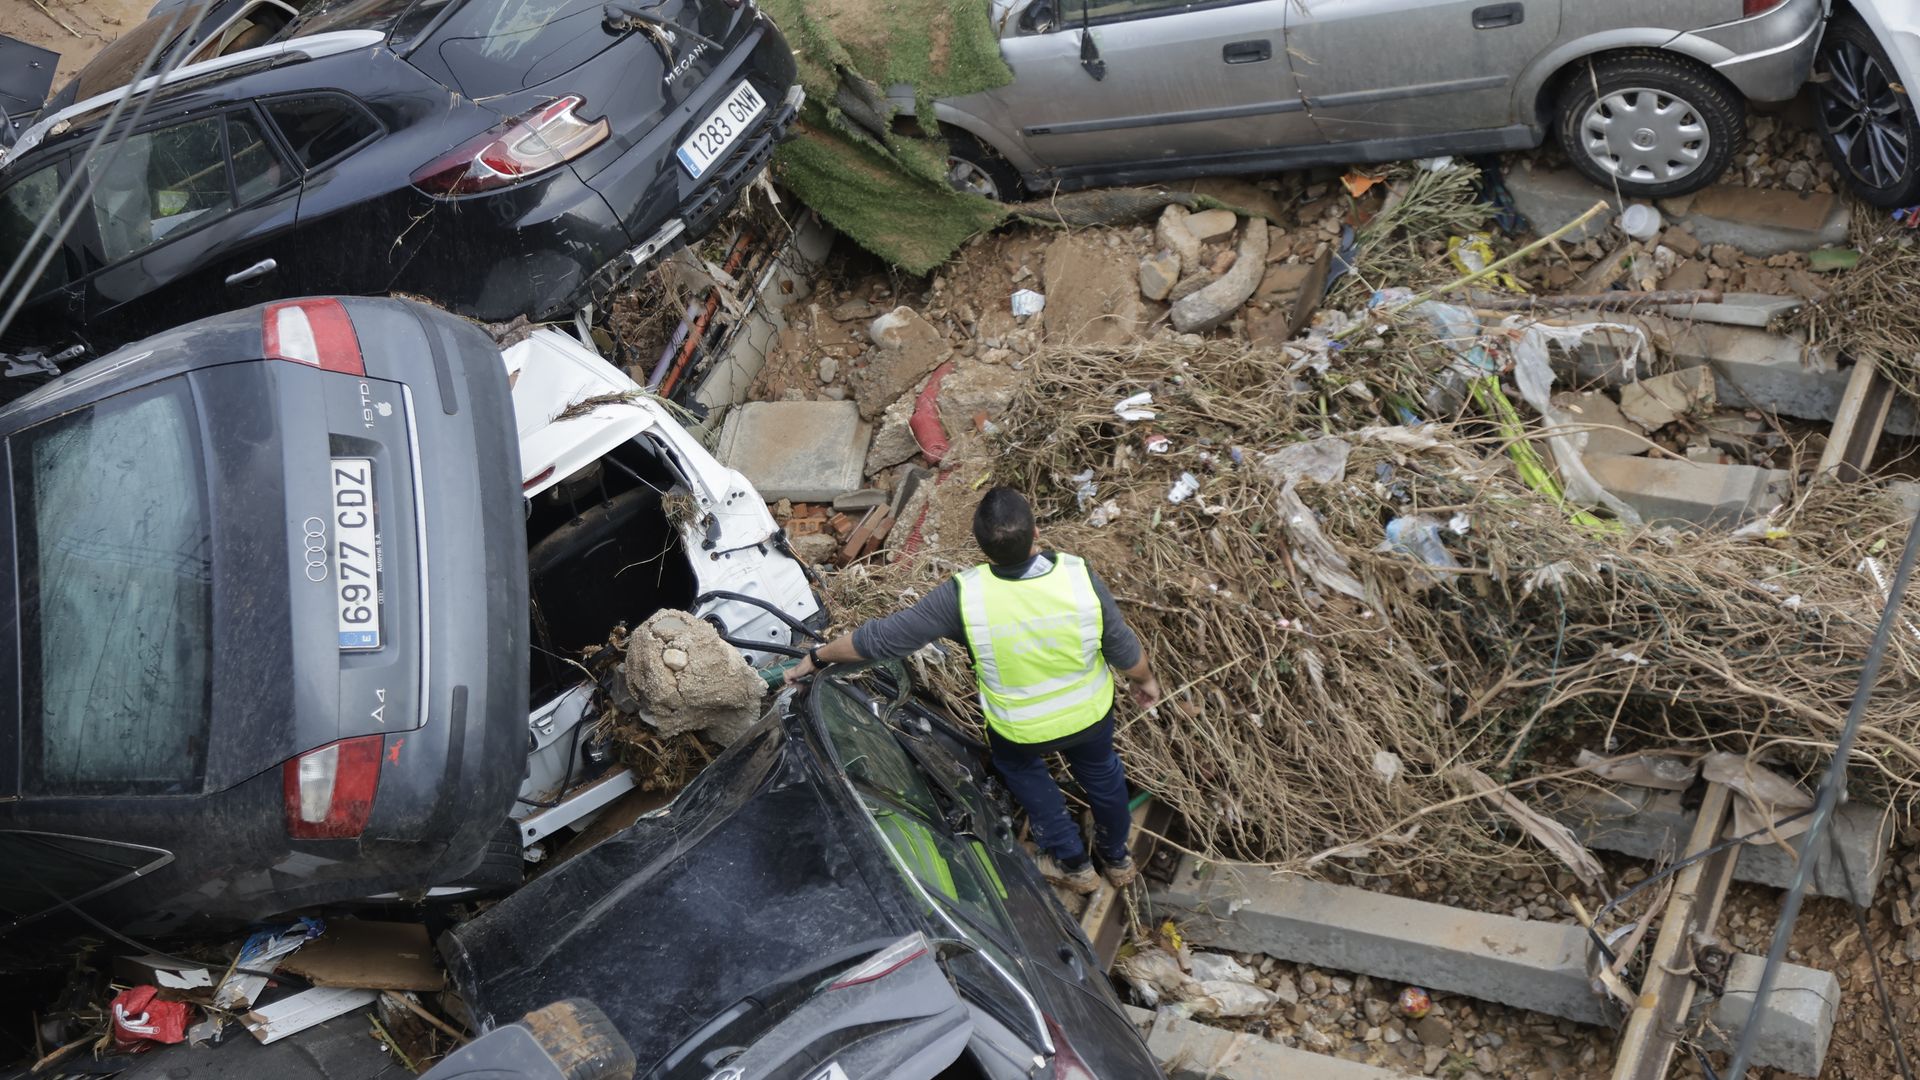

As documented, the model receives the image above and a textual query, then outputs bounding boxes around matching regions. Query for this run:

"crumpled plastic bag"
[1505,318,1646,526]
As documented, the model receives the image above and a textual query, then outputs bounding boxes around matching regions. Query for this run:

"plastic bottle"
[1617,204,1662,241]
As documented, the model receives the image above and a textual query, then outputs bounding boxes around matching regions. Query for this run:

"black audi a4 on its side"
[0,295,529,944]
[0,0,799,369]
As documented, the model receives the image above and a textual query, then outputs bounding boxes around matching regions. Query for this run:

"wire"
[0,0,221,344]
[1724,498,1920,1079]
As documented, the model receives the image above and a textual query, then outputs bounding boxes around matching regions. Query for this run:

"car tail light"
[827,933,929,990]
[263,299,364,375]
[410,96,610,197]
[1742,0,1785,15]
[283,735,384,839]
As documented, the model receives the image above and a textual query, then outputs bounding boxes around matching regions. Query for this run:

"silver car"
[918,0,1827,200]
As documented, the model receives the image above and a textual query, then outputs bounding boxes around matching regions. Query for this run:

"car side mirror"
[1017,0,1057,34]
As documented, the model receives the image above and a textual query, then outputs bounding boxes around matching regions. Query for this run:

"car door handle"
[225,258,278,286]
[1222,39,1270,64]
[1472,3,1522,29]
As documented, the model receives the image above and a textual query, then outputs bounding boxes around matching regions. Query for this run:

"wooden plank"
[1084,800,1175,973]
[1611,783,1740,1080]
[1816,355,1894,483]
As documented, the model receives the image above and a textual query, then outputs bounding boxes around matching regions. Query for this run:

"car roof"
[0,28,382,171]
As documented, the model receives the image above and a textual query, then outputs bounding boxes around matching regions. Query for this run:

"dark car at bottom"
[444,659,1164,1080]
[0,0,799,374]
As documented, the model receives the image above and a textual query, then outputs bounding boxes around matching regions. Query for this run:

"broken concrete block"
[1551,390,1645,457]
[1245,249,1331,348]
[1655,320,1919,437]
[1184,208,1238,241]
[716,400,869,503]
[1703,955,1839,1078]
[1683,185,1851,256]
[853,307,951,419]
[936,361,1021,431]
[623,610,767,745]
[788,532,839,564]
[1500,167,1620,243]
[1043,232,1151,346]
[864,391,922,476]
[1139,250,1180,302]
[1171,223,1269,334]
[1154,205,1202,275]
[1661,259,1710,293]
[1146,1012,1409,1080]
[1583,454,1787,528]
[1652,292,1802,328]
[1618,367,1715,431]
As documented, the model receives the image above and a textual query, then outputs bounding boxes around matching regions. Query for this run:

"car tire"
[944,129,1020,202]
[519,1000,637,1080]
[1811,14,1920,208]
[445,821,526,893]
[1555,50,1742,199]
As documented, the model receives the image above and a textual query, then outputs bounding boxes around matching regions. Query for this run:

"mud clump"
[623,610,768,745]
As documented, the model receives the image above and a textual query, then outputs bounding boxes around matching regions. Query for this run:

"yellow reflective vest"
[955,553,1115,744]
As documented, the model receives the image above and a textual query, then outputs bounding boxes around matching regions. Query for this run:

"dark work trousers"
[987,709,1131,868]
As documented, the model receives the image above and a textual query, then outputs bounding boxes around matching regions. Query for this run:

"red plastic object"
[910,361,955,464]
[1397,985,1433,1018]
[111,986,191,1051]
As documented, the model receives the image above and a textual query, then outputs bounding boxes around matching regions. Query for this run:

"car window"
[0,164,73,295]
[1080,0,1198,22]
[817,678,944,823]
[189,1,299,62]
[12,377,213,795]
[864,794,1011,931]
[266,96,380,169]
[417,0,620,98]
[85,113,289,264]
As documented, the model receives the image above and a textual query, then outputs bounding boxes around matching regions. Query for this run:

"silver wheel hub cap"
[1580,87,1710,184]
[946,157,1000,200]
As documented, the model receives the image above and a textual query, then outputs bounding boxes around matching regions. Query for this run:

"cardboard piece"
[278,920,445,991]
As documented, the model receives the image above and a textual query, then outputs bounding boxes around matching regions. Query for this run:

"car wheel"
[1812,14,1920,208]
[443,820,526,893]
[519,1000,637,1080]
[1555,50,1742,199]
[944,130,1020,202]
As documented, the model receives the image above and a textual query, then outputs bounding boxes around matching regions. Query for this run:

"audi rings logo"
[302,517,329,582]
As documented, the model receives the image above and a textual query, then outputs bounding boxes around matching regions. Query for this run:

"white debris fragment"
[1167,472,1199,504]
[1010,288,1046,317]
[1114,391,1155,422]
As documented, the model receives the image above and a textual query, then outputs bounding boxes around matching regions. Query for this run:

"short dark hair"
[973,487,1035,566]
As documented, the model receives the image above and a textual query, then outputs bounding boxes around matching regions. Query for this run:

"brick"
[1583,455,1788,528]
[1143,1011,1410,1080]
[1152,859,1836,1076]
[1550,785,1891,902]
[715,400,870,502]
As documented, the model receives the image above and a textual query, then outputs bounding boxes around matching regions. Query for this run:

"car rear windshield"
[11,377,213,795]
[413,0,627,98]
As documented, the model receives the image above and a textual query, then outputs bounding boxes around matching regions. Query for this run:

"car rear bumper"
[1671,0,1826,101]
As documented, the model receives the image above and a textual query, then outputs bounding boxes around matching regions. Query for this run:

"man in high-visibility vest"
[786,487,1161,893]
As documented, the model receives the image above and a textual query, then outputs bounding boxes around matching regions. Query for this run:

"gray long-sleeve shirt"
[850,552,1143,671]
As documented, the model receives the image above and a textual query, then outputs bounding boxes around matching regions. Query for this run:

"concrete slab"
[1143,1012,1411,1080]
[1583,455,1788,528]
[1553,390,1647,457]
[1551,785,1892,903]
[1501,168,1851,257]
[689,214,834,431]
[716,400,870,503]
[1653,292,1803,328]
[1153,858,1835,1076]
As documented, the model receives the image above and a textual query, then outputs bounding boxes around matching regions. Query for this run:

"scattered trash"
[1574,748,1697,791]
[1806,247,1862,272]
[1167,472,1200,504]
[1070,469,1097,509]
[1088,499,1122,527]
[1383,515,1459,572]
[1455,767,1606,889]
[1372,750,1403,783]
[1256,437,1351,487]
[1616,204,1661,240]
[1397,986,1433,1018]
[1446,234,1526,292]
[1114,391,1156,422]
[1010,288,1046,317]
[1144,433,1171,455]
[243,986,382,1044]
[280,920,446,992]
[1415,156,1456,172]
[215,918,323,1010]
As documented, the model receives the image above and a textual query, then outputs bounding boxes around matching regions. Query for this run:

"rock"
[1552,390,1646,457]
[1784,269,1828,302]
[623,610,767,745]
[818,355,839,383]
[936,361,1022,431]
[1660,259,1710,293]
[1661,227,1701,258]
[1246,248,1332,347]
[1414,1015,1454,1048]
[1207,248,1238,275]
[1185,208,1239,241]
[1619,367,1716,431]
[1139,250,1181,301]
[1042,232,1151,346]
[831,298,879,321]
[1154,205,1203,275]
[865,391,923,475]
[853,307,951,419]
[1271,973,1300,1005]
[788,532,839,564]
[1168,270,1220,303]
[1171,223,1271,333]
[1710,244,1745,269]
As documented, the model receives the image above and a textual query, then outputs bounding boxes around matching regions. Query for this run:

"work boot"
[1036,854,1099,894]
[1103,854,1138,889]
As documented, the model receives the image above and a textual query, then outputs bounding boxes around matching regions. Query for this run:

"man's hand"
[1129,674,1161,711]
[783,655,817,686]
